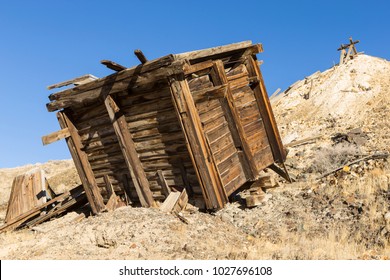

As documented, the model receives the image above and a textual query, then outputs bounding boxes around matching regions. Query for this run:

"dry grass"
[246,224,389,259]
[243,162,390,260]
[309,143,361,174]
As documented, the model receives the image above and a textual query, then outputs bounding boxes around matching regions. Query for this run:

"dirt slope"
[0,54,389,260]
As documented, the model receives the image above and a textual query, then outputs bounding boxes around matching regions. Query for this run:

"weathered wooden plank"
[233,88,256,107]
[240,110,262,126]
[187,75,213,91]
[169,77,227,209]
[224,173,246,196]
[221,159,243,185]
[127,113,179,132]
[160,191,180,213]
[183,60,214,75]
[172,189,188,214]
[104,94,155,207]
[101,60,127,72]
[202,114,227,133]
[4,169,50,223]
[47,74,98,90]
[42,128,70,145]
[134,49,148,64]
[212,60,257,178]
[228,76,249,90]
[226,64,248,78]
[218,152,240,175]
[245,187,265,207]
[253,145,274,171]
[160,189,188,214]
[191,85,227,103]
[213,142,237,164]
[58,111,105,214]
[243,118,264,137]
[121,97,173,117]
[157,170,171,197]
[199,105,225,125]
[0,185,84,233]
[49,55,175,101]
[248,131,269,154]
[245,55,286,163]
[25,186,87,228]
[174,41,253,61]
[47,57,181,112]
[134,134,186,153]
[238,101,259,118]
[196,99,221,115]
[103,174,115,198]
[206,122,230,144]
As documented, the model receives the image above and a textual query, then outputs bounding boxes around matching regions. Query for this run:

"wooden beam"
[285,135,322,148]
[41,128,70,145]
[268,163,292,183]
[160,189,188,214]
[101,60,127,72]
[169,76,227,209]
[103,175,115,198]
[350,37,359,55]
[57,111,105,214]
[174,41,253,61]
[337,38,360,51]
[157,170,171,197]
[46,62,182,112]
[134,49,148,64]
[103,94,156,207]
[48,55,175,102]
[183,60,214,75]
[191,84,228,103]
[245,55,286,163]
[47,74,98,90]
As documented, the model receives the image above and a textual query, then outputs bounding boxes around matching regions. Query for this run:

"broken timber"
[45,40,288,212]
[317,152,389,180]
[5,168,55,224]
[338,37,360,64]
[1,183,87,233]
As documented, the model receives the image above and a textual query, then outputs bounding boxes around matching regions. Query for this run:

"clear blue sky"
[0,0,389,168]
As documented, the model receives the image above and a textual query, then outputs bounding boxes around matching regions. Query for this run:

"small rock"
[220,213,232,223]
[384,212,390,222]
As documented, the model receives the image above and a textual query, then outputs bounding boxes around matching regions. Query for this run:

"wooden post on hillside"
[338,37,360,64]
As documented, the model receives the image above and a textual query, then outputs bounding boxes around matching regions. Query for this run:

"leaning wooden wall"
[59,81,202,209]
[168,45,286,209]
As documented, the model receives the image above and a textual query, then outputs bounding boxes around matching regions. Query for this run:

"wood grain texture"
[57,111,105,214]
[104,94,156,207]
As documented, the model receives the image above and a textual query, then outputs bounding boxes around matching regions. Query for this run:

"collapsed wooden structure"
[44,41,288,214]
[0,169,87,232]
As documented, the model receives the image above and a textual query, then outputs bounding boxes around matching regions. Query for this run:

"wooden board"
[5,169,52,223]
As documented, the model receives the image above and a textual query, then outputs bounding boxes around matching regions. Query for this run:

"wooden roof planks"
[44,41,289,213]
